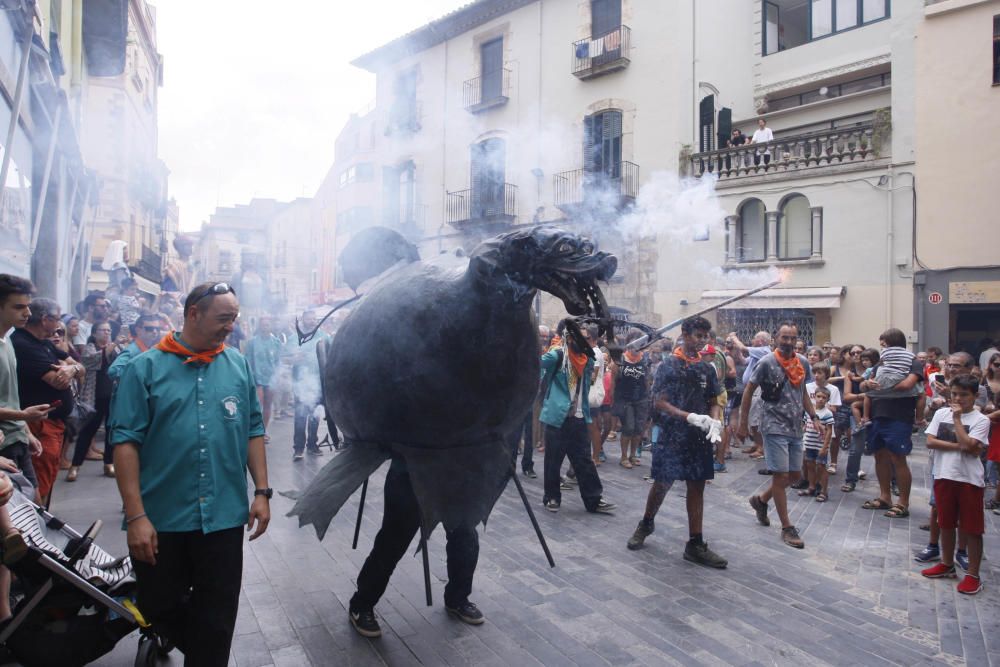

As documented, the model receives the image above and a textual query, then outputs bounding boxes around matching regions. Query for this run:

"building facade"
[913,0,1000,354]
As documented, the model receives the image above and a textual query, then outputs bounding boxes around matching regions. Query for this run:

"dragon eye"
[559,242,573,254]
[580,242,594,254]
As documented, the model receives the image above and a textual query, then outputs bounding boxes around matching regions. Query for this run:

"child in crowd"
[852,348,880,426]
[807,363,842,474]
[920,375,989,595]
[800,386,835,501]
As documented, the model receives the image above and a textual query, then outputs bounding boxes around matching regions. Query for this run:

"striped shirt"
[803,407,834,450]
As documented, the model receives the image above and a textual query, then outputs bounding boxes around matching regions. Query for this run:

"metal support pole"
[351,478,368,550]
[509,463,555,567]
[30,104,62,255]
[0,25,33,204]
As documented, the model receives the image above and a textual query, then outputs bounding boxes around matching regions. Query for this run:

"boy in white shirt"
[920,375,989,595]
[750,118,774,166]
[807,364,841,475]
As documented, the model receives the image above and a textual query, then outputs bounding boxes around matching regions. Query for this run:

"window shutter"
[717,107,732,149]
[481,38,503,100]
[583,114,598,173]
[591,0,621,37]
[699,95,715,152]
[603,111,622,178]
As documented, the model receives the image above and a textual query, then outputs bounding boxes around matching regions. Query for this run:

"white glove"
[706,419,723,444]
[686,413,712,432]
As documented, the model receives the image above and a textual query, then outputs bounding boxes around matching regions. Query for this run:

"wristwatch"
[253,488,273,499]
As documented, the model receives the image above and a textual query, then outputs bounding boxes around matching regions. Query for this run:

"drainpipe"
[885,166,893,330]
[691,0,697,146]
[0,25,33,204]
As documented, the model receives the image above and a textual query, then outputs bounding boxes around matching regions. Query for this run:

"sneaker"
[626,519,654,550]
[913,544,940,563]
[858,470,867,480]
[839,435,850,451]
[891,483,900,497]
[565,474,578,485]
[955,550,969,572]
[683,541,728,569]
[713,462,728,473]
[749,495,770,526]
[559,479,573,491]
[758,468,773,475]
[826,464,836,475]
[445,600,485,625]
[307,448,324,456]
[349,607,382,638]
[591,498,616,514]
[957,574,983,596]
[522,469,537,479]
[544,499,560,513]
[293,452,304,461]
[781,526,804,549]
[598,451,607,463]
[921,562,956,579]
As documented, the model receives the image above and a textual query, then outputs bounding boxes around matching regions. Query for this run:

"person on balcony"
[750,118,774,168]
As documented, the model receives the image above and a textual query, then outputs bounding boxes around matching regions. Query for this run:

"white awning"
[699,286,845,310]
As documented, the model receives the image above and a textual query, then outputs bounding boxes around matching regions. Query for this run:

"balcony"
[690,122,888,185]
[385,100,422,136]
[446,184,518,230]
[463,68,511,113]
[554,162,639,214]
[572,25,631,80]
[132,244,163,283]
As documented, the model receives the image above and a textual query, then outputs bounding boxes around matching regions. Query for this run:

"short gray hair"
[26,297,60,325]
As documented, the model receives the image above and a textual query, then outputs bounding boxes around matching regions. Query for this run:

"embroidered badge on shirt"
[221,396,241,421]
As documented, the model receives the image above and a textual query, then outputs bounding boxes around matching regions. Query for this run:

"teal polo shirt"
[110,337,265,534]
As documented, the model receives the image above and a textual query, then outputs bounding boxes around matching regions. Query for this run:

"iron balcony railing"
[463,68,511,112]
[446,184,518,227]
[554,162,639,209]
[572,25,631,78]
[690,122,882,181]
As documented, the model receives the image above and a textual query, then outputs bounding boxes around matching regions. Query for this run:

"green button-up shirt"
[110,338,265,533]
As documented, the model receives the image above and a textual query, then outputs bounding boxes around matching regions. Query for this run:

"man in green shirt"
[245,316,282,435]
[111,282,270,666]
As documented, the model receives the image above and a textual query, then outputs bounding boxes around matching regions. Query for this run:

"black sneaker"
[293,452,304,461]
[349,607,382,638]
[446,600,485,625]
[627,519,654,550]
[522,469,537,479]
[591,498,616,514]
[683,541,728,569]
[544,499,560,512]
[307,448,324,456]
[749,495,770,526]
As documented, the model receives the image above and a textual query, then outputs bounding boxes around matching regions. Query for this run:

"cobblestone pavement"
[35,416,1000,666]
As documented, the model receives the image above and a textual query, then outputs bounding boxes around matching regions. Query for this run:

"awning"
[87,272,161,297]
[699,286,845,310]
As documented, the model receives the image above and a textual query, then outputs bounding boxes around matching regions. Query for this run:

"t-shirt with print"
[803,407,834,450]
[614,355,649,403]
[925,407,990,487]
[749,352,809,438]
[806,381,841,409]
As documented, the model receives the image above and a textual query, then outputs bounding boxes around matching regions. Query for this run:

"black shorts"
[612,399,650,436]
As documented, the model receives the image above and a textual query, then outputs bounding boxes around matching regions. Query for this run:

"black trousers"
[133,527,244,667]
[519,411,534,472]
[351,457,478,610]
[293,397,320,453]
[71,393,112,466]
[543,417,603,511]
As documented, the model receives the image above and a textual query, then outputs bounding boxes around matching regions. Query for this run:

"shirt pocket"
[214,385,245,424]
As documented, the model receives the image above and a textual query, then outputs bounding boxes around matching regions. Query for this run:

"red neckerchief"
[155,333,225,365]
[774,348,805,387]
[673,346,701,364]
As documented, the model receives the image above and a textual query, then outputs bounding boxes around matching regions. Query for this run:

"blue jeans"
[844,417,866,484]
[762,433,803,473]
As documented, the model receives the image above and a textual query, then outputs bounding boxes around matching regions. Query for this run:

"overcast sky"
[155,0,468,231]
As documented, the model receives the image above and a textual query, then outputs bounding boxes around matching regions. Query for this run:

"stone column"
[724,215,738,264]
[810,207,823,259]
[766,211,779,262]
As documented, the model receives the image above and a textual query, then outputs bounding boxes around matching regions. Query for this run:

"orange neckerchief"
[567,346,589,378]
[623,349,643,364]
[547,335,562,352]
[673,346,701,364]
[774,348,805,387]
[155,333,225,365]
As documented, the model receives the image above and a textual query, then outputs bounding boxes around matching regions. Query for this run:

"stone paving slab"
[19,417,998,666]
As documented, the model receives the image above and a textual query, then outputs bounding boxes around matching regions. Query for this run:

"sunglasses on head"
[191,282,236,305]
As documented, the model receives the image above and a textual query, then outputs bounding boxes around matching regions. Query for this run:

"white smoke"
[617,171,726,244]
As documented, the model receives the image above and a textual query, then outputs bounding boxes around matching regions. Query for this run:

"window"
[480,38,504,102]
[762,0,890,55]
[766,72,890,111]
[471,139,506,218]
[994,15,1000,85]
[699,95,715,152]
[591,0,622,37]
[382,161,416,228]
[389,69,419,133]
[584,110,623,179]
[778,195,812,260]
[339,163,374,188]
[738,199,766,263]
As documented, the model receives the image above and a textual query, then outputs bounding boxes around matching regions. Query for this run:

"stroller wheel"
[134,635,157,667]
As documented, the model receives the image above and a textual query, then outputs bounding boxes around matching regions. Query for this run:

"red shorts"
[933,478,985,535]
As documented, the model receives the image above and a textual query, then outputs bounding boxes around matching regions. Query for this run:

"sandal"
[630,457,642,467]
[797,488,816,497]
[620,459,633,469]
[815,492,828,503]
[862,498,891,510]
[884,504,909,518]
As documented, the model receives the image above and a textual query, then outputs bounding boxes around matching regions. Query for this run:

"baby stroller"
[0,490,172,666]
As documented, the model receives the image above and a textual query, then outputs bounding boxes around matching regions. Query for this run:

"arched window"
[738,199,766,263]
[778,194,812,260]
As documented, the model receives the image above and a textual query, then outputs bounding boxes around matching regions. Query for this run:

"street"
[30,416,999,666]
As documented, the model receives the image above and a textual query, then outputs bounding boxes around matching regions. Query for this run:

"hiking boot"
[781,526,804,549]
[544,499,560,513]
[349,607,382,638]
[591,498,616,514]
[683,541,728,569]
[749,495,770,526]
[921,562,956,579]
[957,574,983,595]
[913,544,940,563]
[446,600,485,625]
[626,519,654,550]
[955,550,969,571]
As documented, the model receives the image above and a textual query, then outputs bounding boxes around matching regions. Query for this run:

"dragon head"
[470,225,617,327]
